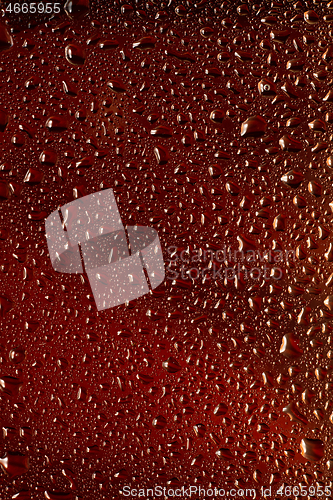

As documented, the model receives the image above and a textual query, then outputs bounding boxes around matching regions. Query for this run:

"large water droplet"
[240,116,267,137]
[0,24,13,52]
[0,109,8,132]
[300,438,325,461]
[0,452,29,478]
[280,332,303,359]
[65,44,86,65]
[133,36,157,50]
[162,357,181,373]
[9,348,26,364]
[64,0,90,18]
[45,116,68,131]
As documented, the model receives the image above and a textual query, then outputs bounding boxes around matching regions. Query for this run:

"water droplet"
[65,44,86,66]
[0,376,23,396]
[64,0,90,19]
[39,150,57,166]
[0,24,13,52]
[0,109,9,132]
[300,438,325,461]
[258,79,277,96]
[304,10,320,24]
[98,39,119,50]
[44,492,73,500]
[45,116,68,132]
[213,403,228,416]
[23,168,44,185]
[240,116,267,138]
[0,180,10,200]
[106,79,126,93]
[280,332,303,359]
[9,348,26,364]
[209,109,225,123]
[0,295,13,317]
[150,125,173,138]
[133,36,157,50]
[0,452,29,478]
[279,135,302,152]
[152,415,167,429]
[216,448,233,460]
[283,402,308,425]
[308,180,323,197]
[281,170,304,188]
[162,357,181,373]
[308,119,326,132]
[154,145,169,164]
[11,490,31,499]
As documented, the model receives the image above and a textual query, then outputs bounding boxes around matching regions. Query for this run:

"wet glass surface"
[0,0,333,498]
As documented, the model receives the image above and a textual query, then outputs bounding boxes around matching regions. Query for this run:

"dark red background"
[0,0,332,498]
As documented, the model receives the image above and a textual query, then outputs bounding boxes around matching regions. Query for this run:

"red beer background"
[0,0,332,498]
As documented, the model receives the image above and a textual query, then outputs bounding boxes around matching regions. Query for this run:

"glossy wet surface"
[0,0,333,498]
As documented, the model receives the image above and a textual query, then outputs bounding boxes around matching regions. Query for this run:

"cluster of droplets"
[1,0,333,498]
